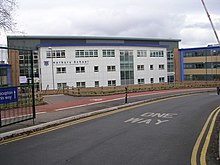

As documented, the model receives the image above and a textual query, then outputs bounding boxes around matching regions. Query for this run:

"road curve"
[0,92,220,165]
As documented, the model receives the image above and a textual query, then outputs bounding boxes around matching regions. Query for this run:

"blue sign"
[0,87,18,104]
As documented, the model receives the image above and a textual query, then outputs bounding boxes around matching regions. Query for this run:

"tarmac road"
[0,92,220,165]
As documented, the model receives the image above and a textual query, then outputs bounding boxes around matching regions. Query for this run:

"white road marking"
[124,112,178,126]
[155,119,169,125]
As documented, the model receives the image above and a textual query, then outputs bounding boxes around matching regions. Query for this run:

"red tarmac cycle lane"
[35,88,209,113]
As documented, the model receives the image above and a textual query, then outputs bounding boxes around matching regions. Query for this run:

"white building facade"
[38,43,168,90]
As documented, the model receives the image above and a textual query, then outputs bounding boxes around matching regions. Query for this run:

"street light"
[48,47,55,90]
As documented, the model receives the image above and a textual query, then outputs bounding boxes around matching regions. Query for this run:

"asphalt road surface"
[0,92,220,165]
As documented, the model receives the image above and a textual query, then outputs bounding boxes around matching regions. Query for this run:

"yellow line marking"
[1,94,196,145]
[191,106,220,165]
[200,106,220,165]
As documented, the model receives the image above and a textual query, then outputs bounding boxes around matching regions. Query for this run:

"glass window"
[159,64,165,70]
[107,66,116,72]
[108,80,116,86]
[57,67,66,74]
[150,50,164,57]
[150,78,154,83]
[76,82,86,88]
[95,81,99,87]
[120,50,134,85]
[76,67,85,73]
[94,66,99,72]
[103,50,115,57]
[57,83,67,89]
[137,50,147,57]
[159,77,165,83]
[46,50,65,58]
[137,65,144,70]
[75,50,98,58]
[150,65,154,70]
[138,78,145,84]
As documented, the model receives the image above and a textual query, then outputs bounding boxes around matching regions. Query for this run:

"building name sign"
[44,60,89,66]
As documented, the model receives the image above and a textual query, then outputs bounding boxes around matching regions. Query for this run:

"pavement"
[0,88,216,139]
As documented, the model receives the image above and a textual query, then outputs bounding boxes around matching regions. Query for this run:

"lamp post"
[48,47,55,90]
[206,54,207,82]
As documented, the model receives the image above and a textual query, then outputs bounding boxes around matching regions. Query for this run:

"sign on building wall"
[19,76,27,83]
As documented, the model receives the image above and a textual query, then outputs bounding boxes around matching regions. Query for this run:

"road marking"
[191,106,220,165]
[90,98,103,101]
[124,112,177,125]
[200,106,220,165]
[124,112,177,126]
[36,112,47,115]
[141,112,177,118]
[155,119,169,125]
[0,94,195,145]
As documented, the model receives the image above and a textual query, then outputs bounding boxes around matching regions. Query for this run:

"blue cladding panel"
[180,51,184,81]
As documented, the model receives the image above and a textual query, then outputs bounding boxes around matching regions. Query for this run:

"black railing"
[0,47,35,127]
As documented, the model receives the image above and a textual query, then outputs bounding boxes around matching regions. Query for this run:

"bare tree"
[0,0,16,32]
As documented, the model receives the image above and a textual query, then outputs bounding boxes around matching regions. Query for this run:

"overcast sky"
[1,0,220,48]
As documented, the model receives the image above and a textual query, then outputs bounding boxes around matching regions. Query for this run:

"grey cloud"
[1,0,219,48]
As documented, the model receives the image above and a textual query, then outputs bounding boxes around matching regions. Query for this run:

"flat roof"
[7,35,181,42]
[37,43,168,48]
[179,45,220,51]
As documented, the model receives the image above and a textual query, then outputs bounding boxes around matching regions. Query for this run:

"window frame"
[56,67,66,74]
[76,66,85,73]
[138,78,145,84]
[76,82,86,88]
[108,80,116,86]
[159,64,165,70]
[137,65,144,71]
[107,65,116,72]
[94,66,99,72]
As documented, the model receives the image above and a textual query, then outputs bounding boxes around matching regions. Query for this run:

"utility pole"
[200,0,220,45]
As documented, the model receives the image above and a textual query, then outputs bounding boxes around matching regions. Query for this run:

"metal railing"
[0,47,35,127]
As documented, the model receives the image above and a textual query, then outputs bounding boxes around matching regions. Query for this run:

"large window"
[120,50,134,85]
[95,81,99,87]
[76,67,85,73]
[138,78,145,84]
[76,82,86,88]
[75,50,98,58]
[150,50,164,57]
[150,78,154,83]
[159,77,165,83]
[94,66,99,72]
[56,67,66,74]
[107,66,116,72]
[159,64,165,70]
[167,52,174,72]
[184,63,205,69]
[137,50,147,57]
[102,50,115,57]
[108,80,116,86]
[46,50,65,58]
[137,65,144,70]
[57,83,67,89]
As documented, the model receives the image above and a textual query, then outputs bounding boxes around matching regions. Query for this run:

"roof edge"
[7,35,181,42]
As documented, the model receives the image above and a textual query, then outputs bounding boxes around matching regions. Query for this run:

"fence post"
[78,88,80,96]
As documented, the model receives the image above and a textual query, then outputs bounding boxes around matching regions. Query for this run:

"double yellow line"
[191,106,220,165]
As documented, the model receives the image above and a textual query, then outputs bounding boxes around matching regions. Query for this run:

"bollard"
[125,87,128,103]
[217,87,220,95]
